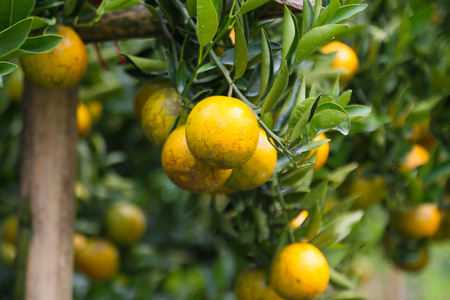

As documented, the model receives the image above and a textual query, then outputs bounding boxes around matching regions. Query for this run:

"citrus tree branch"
[76,1,307,43]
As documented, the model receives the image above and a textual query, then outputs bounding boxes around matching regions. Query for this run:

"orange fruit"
[73,233,88,265]
[399,144,430,171]
[346,169,387,209]
[77,102,93,138]
[185,96,259,169]
[270,242,329,299]
[87,100,103,121]
[105,202,146,245]
[141,86,182,148]
[320,41,359,82]
[393,246,428,272]
[235,268,285,300]
[224,128,277,191]
[391,203,441,239]
[20,25,88,89]
[162,126,232,193]
[0,240,16,266]
[2,215,18,244]
[289,210,309,229]
[134,81,171,120]
[305,133,329,172]
[76,239,119,281]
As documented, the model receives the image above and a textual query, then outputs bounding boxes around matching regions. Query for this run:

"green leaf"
[346,105,371,122]
[322,195,358,224]
[311,210,363,249]
[0,61,17,76]
[314,0,340,27]
[295,24,349,64]
[299,181,328,208]
[234,17,248,79]
[287,96,319,142]
[282,5,299,62]
[30,17,55,30]
[302,0,313,35]
[336,90,352,107]
[186,0,197,17]
[102,0,141,13]
[260,29,273,98]
[63,0,85,18]
[2,35,62,59]
[294,138,330,156]
[261,60,288,115]
[423,161,450,187]
[177,60,188,94]
[273,76,305,132]
[329,268,356,290]
[328,162,358,184]
[240,0,271,14]
[196,0,218,47]
[312,0,322,27]
[297,204,322,241]
[329,4,367,24]
[0,18,32,59]
[122,54,167,74]
[309,104,350,137]
[31,1,64,15]
[405,96,442,124]
[411,5,435,35]
[0,0,35,31]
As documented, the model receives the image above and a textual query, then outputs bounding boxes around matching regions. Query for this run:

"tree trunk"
[17,80,78,300]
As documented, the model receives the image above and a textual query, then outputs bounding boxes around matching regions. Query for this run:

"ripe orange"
[73,233,88,265]
[224,128,277,191]
[391,203,441,239]
[141,86,182,148]
[305,133,329,172]
[289,210,309,229]
[76,239,119,281]
[77,102,93,138]
[162,126,232,193]
[20,25,88,89]
[235,268,285,300]
[185,96,259,169]
[393,246,428,272]
[105,202,146,245]
[320,41,359,82]
[346,169,387,209]
[270,242,329,299]
[2,215,18,244]
[0,240,16,266]
[134,81,171,120]
[87,100,103,121]
[399,144,430,171]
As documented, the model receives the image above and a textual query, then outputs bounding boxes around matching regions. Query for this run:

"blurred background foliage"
[1,0,449,299]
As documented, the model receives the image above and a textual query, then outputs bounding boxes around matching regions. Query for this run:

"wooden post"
[18,79,78,300]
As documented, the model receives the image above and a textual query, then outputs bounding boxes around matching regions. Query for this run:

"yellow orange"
[270,242,329,299]
[20,25,88,89]
[400,144,430,171]
[77,102,93,138]
[105,202,146,245]
[392,203,441,239]
[225,128,277,191]
[235,268,285,300]
[76,239,119,281]
[320,41,359,82]
[162,126,232,193]
[185,96,259,169]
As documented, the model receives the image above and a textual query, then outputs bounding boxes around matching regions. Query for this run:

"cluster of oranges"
[236,242,330,300]
[0,202,146,281]
[136,85,279,194]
